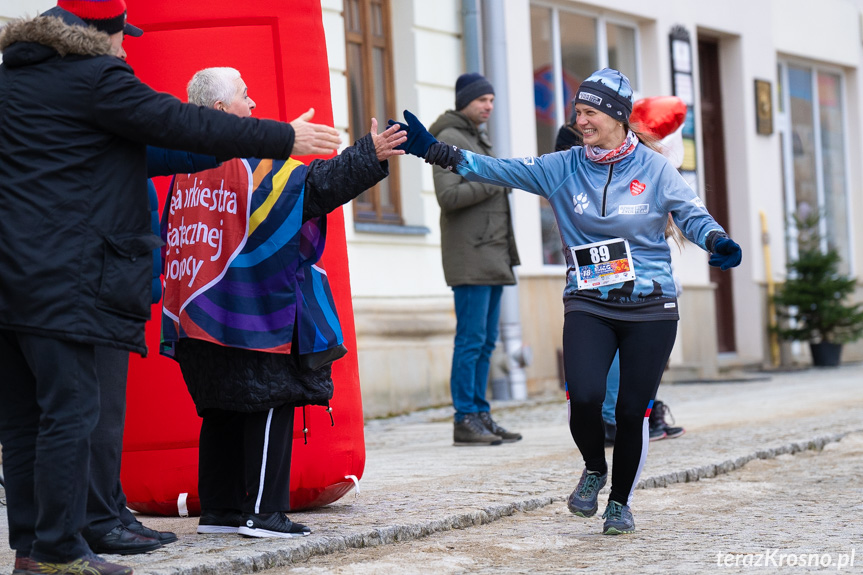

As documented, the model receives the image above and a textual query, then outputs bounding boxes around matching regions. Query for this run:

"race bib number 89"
[570,238,636,290]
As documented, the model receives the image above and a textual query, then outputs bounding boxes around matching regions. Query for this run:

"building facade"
[322,0,863,416]
[5,0,863,417]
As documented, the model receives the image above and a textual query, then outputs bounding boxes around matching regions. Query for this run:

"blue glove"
[709,236,742,270]
[387,110,437,157]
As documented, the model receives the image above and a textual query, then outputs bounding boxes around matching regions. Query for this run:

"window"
[530,4,639,264]
[778,62,852,274]
[344,0,401,225]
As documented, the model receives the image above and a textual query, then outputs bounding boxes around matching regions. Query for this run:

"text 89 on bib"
[570,238,635,290]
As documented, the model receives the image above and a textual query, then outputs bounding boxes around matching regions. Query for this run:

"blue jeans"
[602,351,620,424]
[450,285,503,421]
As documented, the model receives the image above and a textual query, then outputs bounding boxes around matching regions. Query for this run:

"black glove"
[708,236,742,270]
[387,110,436,157]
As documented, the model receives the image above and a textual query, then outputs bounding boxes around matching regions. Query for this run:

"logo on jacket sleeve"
[630,180,646,196]
[573,193,590,215]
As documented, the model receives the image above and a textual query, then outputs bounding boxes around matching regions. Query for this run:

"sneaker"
[477,412,522,442]
[13,554,132,575]
[453,413,503,446]
[649,399,685,440]
[648,426,667,441]
[602,500,635,535]
[238,512,311,539]
[603,420,616,447]
[567,468,608,517]
[197,509,244,534]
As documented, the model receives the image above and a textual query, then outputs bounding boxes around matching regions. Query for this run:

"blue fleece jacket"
[456,143,725,320]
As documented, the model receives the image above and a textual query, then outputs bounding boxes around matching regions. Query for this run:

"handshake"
[388,111,463,171]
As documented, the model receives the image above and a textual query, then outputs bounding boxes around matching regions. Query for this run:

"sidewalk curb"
[148,430,859,575]
[635,431,857,489]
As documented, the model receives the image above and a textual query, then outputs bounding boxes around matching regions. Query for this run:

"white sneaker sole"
[197,525,240,534]
[237,526,310,538]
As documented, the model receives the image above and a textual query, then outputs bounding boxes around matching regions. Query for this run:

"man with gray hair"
[164,67,406,539]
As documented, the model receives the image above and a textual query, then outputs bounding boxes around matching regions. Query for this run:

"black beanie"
[574,68,633,122]
[555,124,583,152]
[455,73,494,111]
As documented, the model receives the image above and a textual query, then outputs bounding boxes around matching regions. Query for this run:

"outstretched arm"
[290,108,344,156]
[391,110,568,198]
[303,119,406,221]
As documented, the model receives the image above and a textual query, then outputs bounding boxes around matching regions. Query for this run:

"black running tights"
[563,312,677,505]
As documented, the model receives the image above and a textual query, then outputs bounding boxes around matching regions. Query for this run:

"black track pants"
[563,311,677,505]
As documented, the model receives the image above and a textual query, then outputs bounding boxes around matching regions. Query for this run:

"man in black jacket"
[0,2,341,574]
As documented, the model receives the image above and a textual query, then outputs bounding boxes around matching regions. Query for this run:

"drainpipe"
[481,0,529,401]
[461,0,482,73]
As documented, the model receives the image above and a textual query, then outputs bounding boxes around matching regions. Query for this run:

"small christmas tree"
[772,213,863,345]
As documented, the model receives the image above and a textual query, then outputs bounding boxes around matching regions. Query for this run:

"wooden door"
[698,38,737,353]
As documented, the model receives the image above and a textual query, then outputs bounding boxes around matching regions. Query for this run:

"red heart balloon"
[630,96,687,140]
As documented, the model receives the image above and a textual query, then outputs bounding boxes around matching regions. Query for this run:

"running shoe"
[567,468,607,517]
[602,500,636,535]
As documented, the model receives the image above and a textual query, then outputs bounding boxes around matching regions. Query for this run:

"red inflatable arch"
[121,0,365,515]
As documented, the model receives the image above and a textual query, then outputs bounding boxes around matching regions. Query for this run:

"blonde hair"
[626,121,686,251]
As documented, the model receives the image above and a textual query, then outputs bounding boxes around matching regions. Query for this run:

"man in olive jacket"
[428,73,522,447]
[0,3,341,573]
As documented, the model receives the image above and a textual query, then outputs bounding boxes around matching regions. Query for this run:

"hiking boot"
[238,512,311,538]
[602,500,635,535]
[477,411,522,442]
[649,399,685,440]
[197,509,244,534]
[567,468,607,517]
[648,426,667,441]
[603,420,616,447]
[453,413,503,446]
[13,555,132,575]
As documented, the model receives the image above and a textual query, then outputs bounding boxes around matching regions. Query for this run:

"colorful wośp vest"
[160,157,343,359]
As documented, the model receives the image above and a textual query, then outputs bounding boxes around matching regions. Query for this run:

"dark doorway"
[698,37,737,353]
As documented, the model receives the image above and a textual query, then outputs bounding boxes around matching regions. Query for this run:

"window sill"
[354,222,431,236]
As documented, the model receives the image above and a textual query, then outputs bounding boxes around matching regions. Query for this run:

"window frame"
[777,59,854,274]
[530,2,642,267]
[530,2,642,130]
[344,0,402,226]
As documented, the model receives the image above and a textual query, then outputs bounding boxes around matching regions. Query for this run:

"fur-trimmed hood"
[0,8,111,67]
